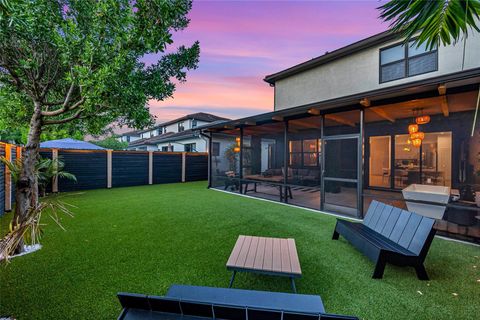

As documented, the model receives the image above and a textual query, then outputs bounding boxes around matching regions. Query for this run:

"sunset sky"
[146,0,390,123]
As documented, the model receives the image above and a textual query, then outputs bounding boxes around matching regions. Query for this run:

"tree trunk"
[13,102,42,254]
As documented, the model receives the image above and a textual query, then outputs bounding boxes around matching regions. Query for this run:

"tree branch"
[42,109,84,125]
[41,96,85,117]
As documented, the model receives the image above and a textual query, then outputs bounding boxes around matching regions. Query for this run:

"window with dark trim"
[184,143,196,152]
[289,139,321,167]
[212,142,220,156]
[178,121,185,132]
[380,40,437,83]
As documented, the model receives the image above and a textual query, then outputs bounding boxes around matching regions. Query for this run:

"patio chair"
[117,285,359,319]
[332,200,436,280]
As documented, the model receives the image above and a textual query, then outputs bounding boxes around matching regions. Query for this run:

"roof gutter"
[264,30,398,84]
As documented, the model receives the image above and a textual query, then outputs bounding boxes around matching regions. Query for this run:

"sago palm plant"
[0,156,76,261]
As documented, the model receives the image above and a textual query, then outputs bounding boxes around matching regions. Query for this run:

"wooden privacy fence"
[0,142,208,215]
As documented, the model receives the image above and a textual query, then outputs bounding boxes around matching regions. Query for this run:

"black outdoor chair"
[332,200,436,280]
[117,285,359,320]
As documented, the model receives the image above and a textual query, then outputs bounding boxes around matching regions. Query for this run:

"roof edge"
[264,30,397,84]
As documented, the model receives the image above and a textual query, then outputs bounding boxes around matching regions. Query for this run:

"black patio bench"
[117,285,359,319]
[332,200,436,280]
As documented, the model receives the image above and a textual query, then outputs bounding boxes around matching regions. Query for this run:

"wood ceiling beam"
[369,106,395,123]
[325,114,356,127]
[440,95,449,117]
[438,84,447,95]
[360,98,371,107]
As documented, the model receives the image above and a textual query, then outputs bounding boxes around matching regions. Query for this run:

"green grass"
[0,182,479,319]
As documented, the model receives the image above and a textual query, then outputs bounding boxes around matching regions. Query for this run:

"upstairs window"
[380,40,437,83]
[192,119,198,128]
[184,143,196,152]
[178,121,185,132]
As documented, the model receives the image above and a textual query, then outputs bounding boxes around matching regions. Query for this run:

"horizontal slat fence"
[153,153,183,184]
[112,152,149,188]
[0,143,208,215]
[59,150,108,191]
[186,153,209,182]
[0,143,5,215]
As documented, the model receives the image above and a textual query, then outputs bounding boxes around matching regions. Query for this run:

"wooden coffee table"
[226,235,302,292]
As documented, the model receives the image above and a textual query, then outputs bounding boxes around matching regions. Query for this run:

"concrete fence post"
[181,152,186,182]
[148,151,153,185]
[107,150,112,188]
[52,148,59,193]
[4,144,12,212]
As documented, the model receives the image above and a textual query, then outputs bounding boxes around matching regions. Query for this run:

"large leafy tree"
[92,136,129,150]
[0,0,199,251]
[379,0,480,49]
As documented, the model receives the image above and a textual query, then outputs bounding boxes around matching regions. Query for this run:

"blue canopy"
[40,138,105,150]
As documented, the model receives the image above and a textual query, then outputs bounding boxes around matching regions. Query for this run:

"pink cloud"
[142,0,389,123]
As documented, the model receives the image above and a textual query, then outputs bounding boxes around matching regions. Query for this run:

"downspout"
[199,131,212,188]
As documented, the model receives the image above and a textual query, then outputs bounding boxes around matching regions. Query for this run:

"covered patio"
[205,70,480,243]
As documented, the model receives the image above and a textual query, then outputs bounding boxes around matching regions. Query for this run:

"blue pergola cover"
[40,138,105,150]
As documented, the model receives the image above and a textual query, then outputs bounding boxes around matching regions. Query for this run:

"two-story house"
[203,30,480,243]
[123,112,229,152]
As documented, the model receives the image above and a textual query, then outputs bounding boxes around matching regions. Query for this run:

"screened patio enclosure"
[205,76,480,243]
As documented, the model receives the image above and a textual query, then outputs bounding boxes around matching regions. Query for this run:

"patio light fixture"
[408,124,419,134]
[416,115,431,124]
[234,136,241,152]
[410,132,425,140]
[411,138,422,147]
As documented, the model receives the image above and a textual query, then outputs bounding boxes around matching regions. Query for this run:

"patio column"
[320,115,325,211]
[358,109,364,218]
[4,144,12,212]
[239,127,244,193]
[283,120,289,203]
[52,148,59,193]
[207,133,212,188]
[148,151,153,185]
[107,149,112,188]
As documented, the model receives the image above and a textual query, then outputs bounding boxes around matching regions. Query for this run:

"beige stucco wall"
[274,31,480,110]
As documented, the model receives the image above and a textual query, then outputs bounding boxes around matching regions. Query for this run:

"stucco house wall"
[274,32,480,110]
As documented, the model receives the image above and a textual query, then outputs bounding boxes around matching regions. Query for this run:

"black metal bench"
[117,285,359,320]
[332,200,436,280]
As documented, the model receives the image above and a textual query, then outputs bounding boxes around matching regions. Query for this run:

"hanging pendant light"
[411,138,422,147]
[408,124,419,134]
[410,132,425,140]
[234,136,241,152]
[416,115,431,124]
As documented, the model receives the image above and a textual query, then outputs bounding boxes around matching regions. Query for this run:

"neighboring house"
[203,29,480,243]
[125,113,229,152]
[118,130,142,143]
[40,138,105,150]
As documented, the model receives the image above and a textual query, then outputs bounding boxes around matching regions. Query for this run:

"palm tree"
[378,0,480,49]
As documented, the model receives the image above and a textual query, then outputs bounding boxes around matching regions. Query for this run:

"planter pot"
[402,184,450,219]
[476,191,480,207]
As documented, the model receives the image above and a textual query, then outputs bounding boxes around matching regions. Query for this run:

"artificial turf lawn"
[0,181,479,319]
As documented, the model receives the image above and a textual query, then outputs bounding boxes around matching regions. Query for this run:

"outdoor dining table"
[226,235,302,292]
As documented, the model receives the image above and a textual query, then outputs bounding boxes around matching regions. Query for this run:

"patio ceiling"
[204,68,480,132]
